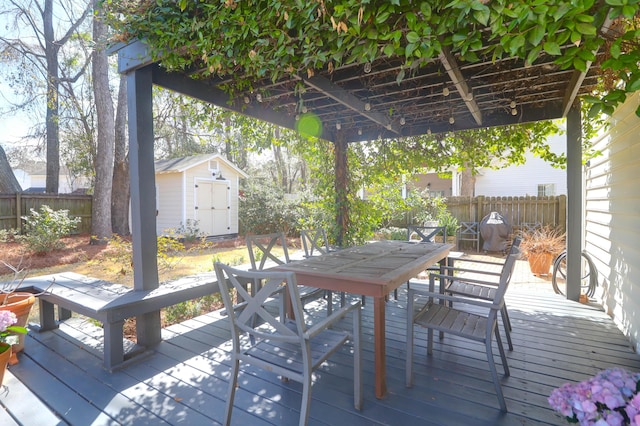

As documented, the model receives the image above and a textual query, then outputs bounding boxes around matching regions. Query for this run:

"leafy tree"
[0,0,92,193]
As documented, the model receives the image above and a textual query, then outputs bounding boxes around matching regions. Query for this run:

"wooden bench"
[13,272,220,371]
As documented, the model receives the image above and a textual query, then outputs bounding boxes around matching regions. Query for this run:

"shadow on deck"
[2,257,639,425]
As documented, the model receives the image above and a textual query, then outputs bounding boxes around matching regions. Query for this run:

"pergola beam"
[438,46,483,126]
[301,75,401,135]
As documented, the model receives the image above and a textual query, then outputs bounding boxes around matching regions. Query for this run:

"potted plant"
[0,310,27,385]
[520,225,565,276]
[1,263,37,365]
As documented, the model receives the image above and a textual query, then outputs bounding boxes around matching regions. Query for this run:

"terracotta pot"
[0,343,11,385]
[0,292,35,365]
[528,252,554,276]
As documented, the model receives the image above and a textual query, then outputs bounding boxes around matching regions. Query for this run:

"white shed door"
[195,181,230,236]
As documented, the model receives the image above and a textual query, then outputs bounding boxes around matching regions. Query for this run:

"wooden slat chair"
[246,232,330,314]
[300,229,350,311]
[300,228,333,258]
[433,236,522,349]
[406,252,519,412]
[393,225,447,300]
[457,221,480,252]
[214,263,362,426]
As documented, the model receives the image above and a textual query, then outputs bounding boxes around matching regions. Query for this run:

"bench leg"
[59,307,72,321]
[103,320,125,371]
[38,299,58,331]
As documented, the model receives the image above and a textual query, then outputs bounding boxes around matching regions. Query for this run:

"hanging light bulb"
[358,129,363,135]
[511,108,518,116]
[449,116,455,124]
[256,93,263,102]
[400,116,406,125]
[427,128,432,135]
[364,102,371,111]
[336,122,342,130]
[466,92,474,101]
[364,62,372,73]
[509,100,516,109]
[301,105,308,113]
[295,114,300,121]
[443,87,450,97]
[243,96,250,104]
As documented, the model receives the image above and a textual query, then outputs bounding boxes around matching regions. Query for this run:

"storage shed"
[154,154,247,238]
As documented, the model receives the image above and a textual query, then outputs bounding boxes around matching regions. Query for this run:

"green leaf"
[576,23,596,36]
[375,11,390,24]
[622,5,636,18]
[406,31,420,43]
[636,104,640,119]
[626,77,640,93]
[528,25,545,46]
[396,68,405,85]
[473,8,490,26]
[526,45,542,66]
[383,44,395,57]
[610,42,621,59]
[543,41,561,55]
[573,57,587,72]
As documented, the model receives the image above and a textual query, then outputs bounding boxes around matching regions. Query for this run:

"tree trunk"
[112,74,130,235]
[90,0,114,244]
[44,0,60,194]
[0,145,22,193]
[459,163,476,197]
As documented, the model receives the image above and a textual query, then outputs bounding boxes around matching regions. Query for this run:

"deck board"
[4,257,640,425]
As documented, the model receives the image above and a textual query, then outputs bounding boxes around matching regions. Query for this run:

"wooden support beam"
[302,75,401,135]
[561,16,613,117]
[438,46,483,126]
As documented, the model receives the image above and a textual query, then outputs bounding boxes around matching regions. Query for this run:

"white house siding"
[585,91,640,354]
[466,133,568,197]
[156,173,185,234]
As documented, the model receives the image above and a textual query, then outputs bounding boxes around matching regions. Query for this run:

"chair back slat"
[214,263,304,345]
[407,225,447,243]
[300,229,330,257]
[246,232,291,270]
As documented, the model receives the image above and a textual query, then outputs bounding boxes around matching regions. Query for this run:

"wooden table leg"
[373,296,386,399]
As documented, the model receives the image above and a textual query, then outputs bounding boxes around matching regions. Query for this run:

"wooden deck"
[2,257,640,425]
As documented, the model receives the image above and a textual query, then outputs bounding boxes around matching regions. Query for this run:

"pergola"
[116,19,608,348]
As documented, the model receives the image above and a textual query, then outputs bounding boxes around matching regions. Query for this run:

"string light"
[301,105,308,113]
[427,128,432,135]
[336,122,341,130]
[364,102,371,111]
[443,87,450,97]
[243,96,250,104]
[510,100,516,109]
[364,62,372,73]
[511,108,518,116]
[400,116,406,125]
[449,116,455,124]
[256,93,263,102]
[357,129,362,135]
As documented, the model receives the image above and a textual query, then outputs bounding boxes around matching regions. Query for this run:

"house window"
[538,184,555,196]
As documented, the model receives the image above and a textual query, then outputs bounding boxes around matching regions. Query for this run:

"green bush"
[239,178,303,236]
[20,205,81,254]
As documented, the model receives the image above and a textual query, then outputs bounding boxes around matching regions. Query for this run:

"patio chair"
[457,221,480,252]
[246,232,331,314]
[406,252,519,412]
[393,225,447,300]
[434,236,522,349]
[214,262,362,426]
[300,228,333,257]
[300,229,351,310]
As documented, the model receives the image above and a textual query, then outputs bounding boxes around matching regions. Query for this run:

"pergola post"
[566,101,583,302]
[334,134,349,247]
[127,65,162,346]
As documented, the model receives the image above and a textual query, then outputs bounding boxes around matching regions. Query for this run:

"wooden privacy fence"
[0,193,92,234]
[446,195,567,233]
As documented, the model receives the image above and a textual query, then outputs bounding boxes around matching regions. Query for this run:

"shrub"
[176,219,204,242]
[20,205,81,254]
[0,228,19,243]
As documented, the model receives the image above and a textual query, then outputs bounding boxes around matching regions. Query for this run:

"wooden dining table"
[272,239,452,399]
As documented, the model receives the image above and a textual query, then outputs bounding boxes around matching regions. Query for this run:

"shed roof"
[154,153,248,178]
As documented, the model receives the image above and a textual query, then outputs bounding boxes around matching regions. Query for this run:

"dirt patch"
[0,234,109,275]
